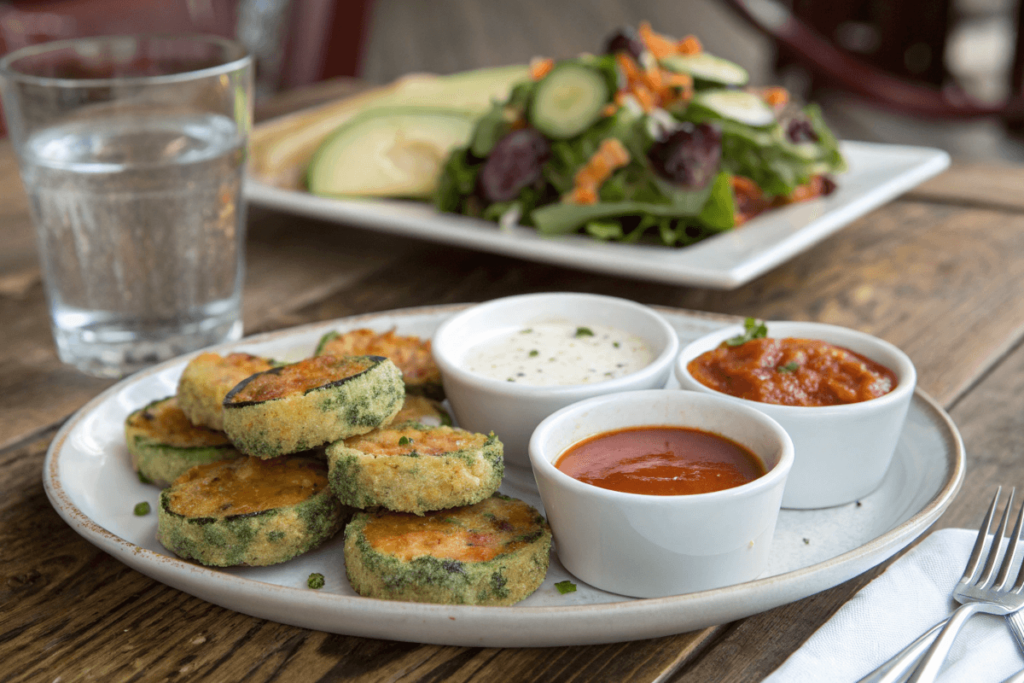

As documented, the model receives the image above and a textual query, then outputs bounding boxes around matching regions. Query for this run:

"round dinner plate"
[43,304,965,647]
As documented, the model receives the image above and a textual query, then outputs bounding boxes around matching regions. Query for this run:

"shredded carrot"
[529,57,554,81]
[601,103,618,117]
[663,71,693,89]
[567,139,631,205]
[677,35,702,55]
[780,176,830,204]
[640,66,663,92]
[569,186,599,205]
[731,175,770,225]
[638,21,677,59]
[615,53,642,83]
[632,83,656,112]
[761,86,789,107]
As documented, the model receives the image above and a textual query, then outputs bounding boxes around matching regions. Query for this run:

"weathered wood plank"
[907,161,1024,212]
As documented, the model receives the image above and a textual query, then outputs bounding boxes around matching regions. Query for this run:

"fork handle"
[856,620,946,683]
[907,602,987,683]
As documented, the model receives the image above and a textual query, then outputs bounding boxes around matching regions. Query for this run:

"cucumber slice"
[308,108,476,198]
[530,64,609,139]
[660,54,749,87]
[691,90,775,127]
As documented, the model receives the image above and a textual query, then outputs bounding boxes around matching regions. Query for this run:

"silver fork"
[859,487,1024,683]
[907,487,1024,682]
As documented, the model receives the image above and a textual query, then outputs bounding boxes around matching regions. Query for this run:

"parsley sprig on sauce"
[777,361,799,374]
[725,318,768,347]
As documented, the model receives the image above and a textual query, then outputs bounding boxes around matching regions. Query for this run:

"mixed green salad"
[433,23,846,247]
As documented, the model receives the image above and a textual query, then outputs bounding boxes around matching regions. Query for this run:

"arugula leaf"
[696,171,735,231]
[434,147,482,212]
[726,317,768,346]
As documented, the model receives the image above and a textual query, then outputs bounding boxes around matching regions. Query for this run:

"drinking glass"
[0,35,253,378]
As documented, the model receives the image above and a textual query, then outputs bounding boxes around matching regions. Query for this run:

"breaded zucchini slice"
[223,355,404,458]
[177,352,278,430]
[124,396,240,487]
[344,494,552,605]
[157,456,348,567]
[316,328,444,400]
[391,394,451,427]
[326,423,503,515]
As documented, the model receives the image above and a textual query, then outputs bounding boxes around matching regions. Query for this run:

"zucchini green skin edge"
[125,398,240,488]
[222,357,405,458]
[157,487,350,567]
[326,430,504,515]
[314,331,445,402]
[128,438,240,489]
[344,506,551,606]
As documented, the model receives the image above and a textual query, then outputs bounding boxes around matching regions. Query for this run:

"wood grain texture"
[8,73,1024,682]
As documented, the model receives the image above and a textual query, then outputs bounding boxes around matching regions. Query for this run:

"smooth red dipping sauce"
[555,426,766,496]
[687,338,897,407]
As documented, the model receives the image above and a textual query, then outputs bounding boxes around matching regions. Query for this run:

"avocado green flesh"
[259,65,528,181]
[308,109,475,198]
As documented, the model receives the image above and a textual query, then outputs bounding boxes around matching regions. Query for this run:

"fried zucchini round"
[391,394,451,427]
[124,396,240,487]
[316,328,444,400]
[344,494,551,605]
[326,424,503,515]
[157,456,348,567]
[177,352,278,430]
[223,355,404,458]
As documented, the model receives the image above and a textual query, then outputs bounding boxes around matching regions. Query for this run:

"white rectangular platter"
[245,141,949,289]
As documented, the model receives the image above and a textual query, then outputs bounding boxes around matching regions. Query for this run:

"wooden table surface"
[5,81,1024,682]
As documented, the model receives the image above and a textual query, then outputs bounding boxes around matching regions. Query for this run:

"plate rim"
[42,303,965,646]
[244,140,951,289]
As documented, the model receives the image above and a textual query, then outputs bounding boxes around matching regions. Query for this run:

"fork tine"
[997,492,1024,589]
[963,487,1003,584]
[978,488,1015,587]
[978,488,1013,586]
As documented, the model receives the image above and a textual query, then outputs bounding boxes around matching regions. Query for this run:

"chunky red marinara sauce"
[687,338,897,407]
[555,426,765,496]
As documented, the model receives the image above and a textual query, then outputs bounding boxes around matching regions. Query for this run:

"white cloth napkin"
[765,528,1024,683]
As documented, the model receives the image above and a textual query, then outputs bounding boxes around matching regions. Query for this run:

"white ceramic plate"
[244,141,949,289]
[43,305,964,647]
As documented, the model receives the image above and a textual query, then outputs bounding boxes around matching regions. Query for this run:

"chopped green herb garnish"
[133,502,150,516]
[574,327,594,338]
[777,361,799,373]
[725,317,768,347]
[307,573,325,589]
[555,580,577,594]
[529,349,539,357]
[398,436,413,446]
[507,378,515,382]
[613,342,620,348]
[520,328,533,334]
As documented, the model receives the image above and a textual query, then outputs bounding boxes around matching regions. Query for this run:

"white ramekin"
[529,389,793,598]
[675,321,916,509]
[431,293,679,468]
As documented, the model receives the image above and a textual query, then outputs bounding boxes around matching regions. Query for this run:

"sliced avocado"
[307,108,476,198]
[254,65,529,186]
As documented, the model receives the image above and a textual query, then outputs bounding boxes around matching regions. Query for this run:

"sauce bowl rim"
[674,320,917,415]
[432,292,680,398]
[528,389,795,505]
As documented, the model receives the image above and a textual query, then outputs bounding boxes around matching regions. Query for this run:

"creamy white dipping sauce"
[463,323,654,386]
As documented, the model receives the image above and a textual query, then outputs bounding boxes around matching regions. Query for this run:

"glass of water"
[0,35,253,378]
